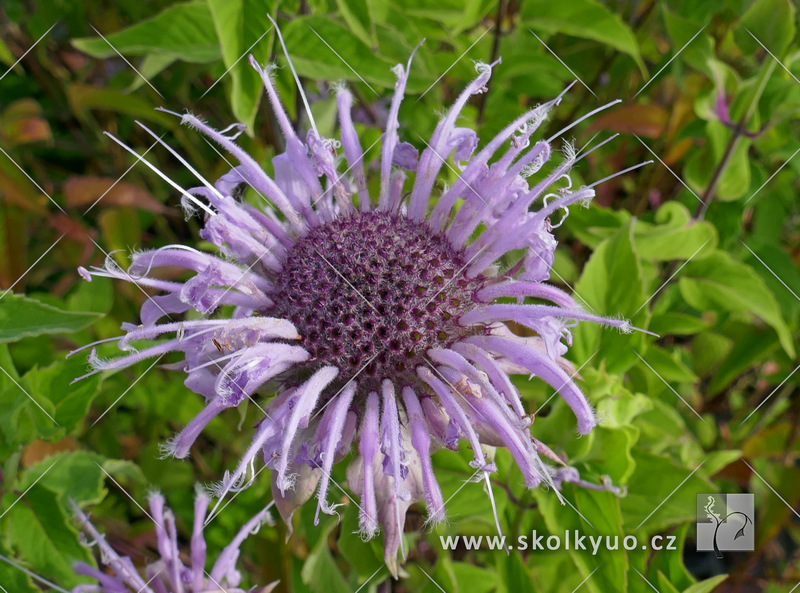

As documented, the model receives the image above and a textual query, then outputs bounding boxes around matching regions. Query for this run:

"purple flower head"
[71,491,276,592]
[75,35,644,577]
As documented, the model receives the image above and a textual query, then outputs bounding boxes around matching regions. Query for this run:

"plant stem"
[477,0,507,126]
[695,59,776,219]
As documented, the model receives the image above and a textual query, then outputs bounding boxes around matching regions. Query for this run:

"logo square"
[696,493,754,556]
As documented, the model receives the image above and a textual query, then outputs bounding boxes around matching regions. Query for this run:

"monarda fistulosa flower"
[71,492,276,592]
[74,35,647,576]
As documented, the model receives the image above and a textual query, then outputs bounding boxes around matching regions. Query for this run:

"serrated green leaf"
[634,202,717,261]
[578,425,639,483]
[72,0,220,62]
[0,294,101,343]
[622,450,714,534]
[22,356,102,433]
[4,485,92,588]
[679,251,795,357]
[0,541,39,593]
[19,451,108,506]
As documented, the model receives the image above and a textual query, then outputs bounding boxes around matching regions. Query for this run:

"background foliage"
[1,0,799,591]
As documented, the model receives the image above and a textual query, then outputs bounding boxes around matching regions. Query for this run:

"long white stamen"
[135,121,226,201]
[267,15,318,136]
[484,472,510,555]
[573,133,619,165]
[104,131,216,217]
[66,335,124,357]
[587,160,652,189]
[546,99,622,144]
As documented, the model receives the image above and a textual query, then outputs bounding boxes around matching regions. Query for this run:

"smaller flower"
[71,491,276,593]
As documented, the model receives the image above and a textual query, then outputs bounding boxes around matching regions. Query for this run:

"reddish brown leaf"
[588,103,667,138]
[21,438,77,467]
[63,176,171,214]
[0,98,53,147]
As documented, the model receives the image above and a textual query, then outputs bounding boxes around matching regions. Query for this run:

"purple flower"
[71,492,276,592]
[75,40,642,576]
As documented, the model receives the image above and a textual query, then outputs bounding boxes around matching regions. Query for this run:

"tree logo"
[696,494,754,557]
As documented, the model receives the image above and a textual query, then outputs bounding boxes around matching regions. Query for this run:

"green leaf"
[22,356,102,433]
[301,522,351,593]
[336,0,378,47]
[649,313,708,336]
[337,504,383,578]
[661,7,715,75]
[707,326,779,395]
[128,53,177,92]
[522,0,642,68]
[682,574,728,593]
[66,84,176,126]
[66,275,113,315]
[679,251,795,357]
[0,294,101,343]
[496,552,535,593]
[577,425,639,483]
[451,562,498,593]
[684,123,751,201]
[0,37,14,67]
[657,572,682,593]
[622,450,713,533]
[735,0,796,58]
[4,485,92,588]
[534,487,628,593]
[18,451,108,507]
[72,0,221,62]
[282,17,398,90]
[690,331,733,378]
[640,345,697,384]
[207,0,275,131]
[0,344,34,454]
[647,524,695,591]
[0,541,39,593]
[572,220,645,370]
[634,202,717,261]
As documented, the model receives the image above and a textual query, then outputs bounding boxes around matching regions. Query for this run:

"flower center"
[267,210,487,392]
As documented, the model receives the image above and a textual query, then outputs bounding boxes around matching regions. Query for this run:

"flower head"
[71,492,275,592]
[75,40,641,576]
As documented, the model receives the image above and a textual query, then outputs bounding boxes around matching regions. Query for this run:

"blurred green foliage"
[1,0,799,592]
